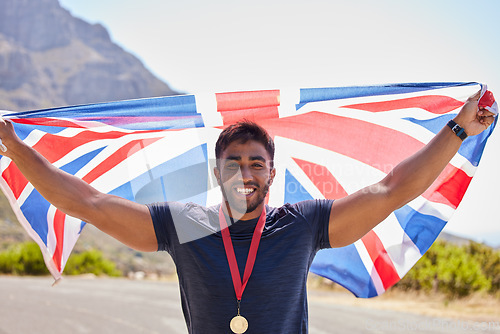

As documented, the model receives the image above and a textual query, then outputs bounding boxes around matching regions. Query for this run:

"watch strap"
[447,120,467,141]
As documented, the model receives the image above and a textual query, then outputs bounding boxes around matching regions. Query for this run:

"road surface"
[0,276,498,333]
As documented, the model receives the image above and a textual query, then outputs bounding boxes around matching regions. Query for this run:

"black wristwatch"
[447,120,467,141]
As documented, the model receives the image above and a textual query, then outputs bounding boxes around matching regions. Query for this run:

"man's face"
[215,140,275,220]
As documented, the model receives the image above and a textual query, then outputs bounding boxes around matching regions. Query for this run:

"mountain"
[0,0,180,275]
[0,0,178,112]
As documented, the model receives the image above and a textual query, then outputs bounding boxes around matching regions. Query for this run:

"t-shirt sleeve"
[146,201,186,252]
[294,199,334,250]
[147,202,219,253]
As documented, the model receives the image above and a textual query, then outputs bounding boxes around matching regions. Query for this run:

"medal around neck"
[219,205,267,334]
[230,315,249,333]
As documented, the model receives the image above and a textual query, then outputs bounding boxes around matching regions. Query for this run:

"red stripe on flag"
[219,106,279,126]
[82,137,162,184]
[423,165,472,209]
[52,209,66,272]
[2,164,29,199]
[293,158,348,199]
[33,131,131,163]
[77,116,197,122]
[361,230,400,290]
[341,95,464,114]
[11,118,87,128]
[216,90,280,111]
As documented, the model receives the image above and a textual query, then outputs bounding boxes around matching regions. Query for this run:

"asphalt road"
[0,276,498,333]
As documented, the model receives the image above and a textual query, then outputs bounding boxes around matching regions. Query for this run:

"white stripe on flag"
[196,92,222,127]
[354,239,386,296]
[372,213,422,278]
[46,205,57,258]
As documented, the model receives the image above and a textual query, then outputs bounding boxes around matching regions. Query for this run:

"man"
[0,91,495,333]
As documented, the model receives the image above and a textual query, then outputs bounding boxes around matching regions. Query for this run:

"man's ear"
[269,168,276,186]
[214,167,221,186]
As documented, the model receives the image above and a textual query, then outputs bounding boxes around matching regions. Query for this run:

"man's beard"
[221,180,270,220]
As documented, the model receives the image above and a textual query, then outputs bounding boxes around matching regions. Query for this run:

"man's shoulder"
[152,202,221,244]
[267,199,333,216]
[151,201,219,214]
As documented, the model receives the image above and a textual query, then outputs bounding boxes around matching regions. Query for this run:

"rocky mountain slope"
[0,0,179,275]
[0,0,178,112]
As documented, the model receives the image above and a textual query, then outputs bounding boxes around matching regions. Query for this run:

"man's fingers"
[470,90,481,102]
[478,108,496,117]
[0,117,14,130]
[480,115,495,126]
[0,117,11,126]
[0,118,13,153]
[0,118,6,152]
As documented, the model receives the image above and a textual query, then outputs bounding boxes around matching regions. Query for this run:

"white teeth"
[237,188,255,195]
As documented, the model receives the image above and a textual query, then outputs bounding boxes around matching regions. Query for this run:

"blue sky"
[58,0,500,245]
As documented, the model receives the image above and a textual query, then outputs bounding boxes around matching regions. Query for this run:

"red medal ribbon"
[219,206,266,301]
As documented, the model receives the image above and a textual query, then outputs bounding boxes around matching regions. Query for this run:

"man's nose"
[239,165,253,181]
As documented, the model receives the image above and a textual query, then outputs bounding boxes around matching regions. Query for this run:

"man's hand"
[454,91,496,136]
[0,117,21,157]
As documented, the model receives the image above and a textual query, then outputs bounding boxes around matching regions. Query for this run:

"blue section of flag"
[298,82,476,108]
[404,114,453,134]
[59,147,106,175]
[20,190,51,246]
[109,145,209,205]
[311,246,379,298]
[14,123,67,141]
[10,95,198,118]
[394,205,447,255]
[107,181,135,203]
[284,170,314,204]
[404,115,496,167]
[8,95,204,130]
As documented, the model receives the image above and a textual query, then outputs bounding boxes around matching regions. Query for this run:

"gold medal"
[230,315,248,333]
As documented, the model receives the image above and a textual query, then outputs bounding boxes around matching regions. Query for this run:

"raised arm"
[0,119,157,252]
[328,91,496,248]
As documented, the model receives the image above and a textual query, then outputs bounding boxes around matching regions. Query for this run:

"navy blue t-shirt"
[147,199,333,334]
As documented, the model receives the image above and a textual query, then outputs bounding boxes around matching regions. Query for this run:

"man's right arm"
[0,118,158,252]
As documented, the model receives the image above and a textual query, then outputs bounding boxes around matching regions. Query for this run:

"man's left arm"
[328,91,496,248]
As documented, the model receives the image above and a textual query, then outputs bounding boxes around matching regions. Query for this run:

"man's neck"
[221,201,264,221]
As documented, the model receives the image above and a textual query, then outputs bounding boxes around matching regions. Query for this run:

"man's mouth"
[235,187,256,196]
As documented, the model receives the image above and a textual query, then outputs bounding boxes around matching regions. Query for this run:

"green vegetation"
[309,239,500,300]
[1,239,498,301]
[64,249,122,277]
[395,240,500,298]
[0,241,48,275]
[0,241,122,277]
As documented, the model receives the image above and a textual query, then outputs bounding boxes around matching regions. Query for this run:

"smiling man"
[0,91,495,333]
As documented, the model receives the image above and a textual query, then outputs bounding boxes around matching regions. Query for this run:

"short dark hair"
[215,120,275,167]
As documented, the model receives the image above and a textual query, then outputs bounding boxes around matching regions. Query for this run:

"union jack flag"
[0,82,496,297]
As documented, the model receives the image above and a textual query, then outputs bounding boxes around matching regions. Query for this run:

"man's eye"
[226,163,240,169]
[252,163,264,169]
